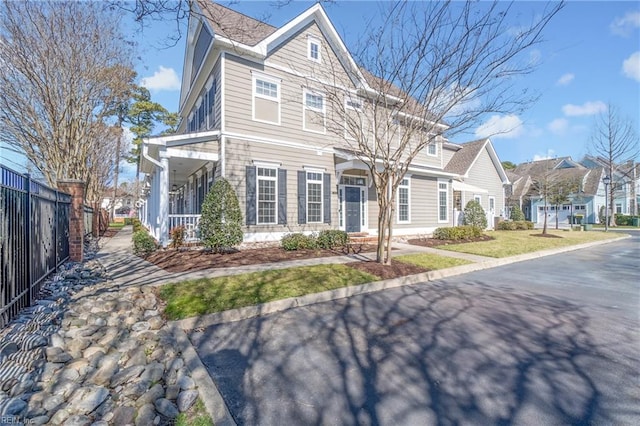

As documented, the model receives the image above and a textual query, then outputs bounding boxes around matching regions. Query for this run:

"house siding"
[225,137,337,239]
[464,147,505,216]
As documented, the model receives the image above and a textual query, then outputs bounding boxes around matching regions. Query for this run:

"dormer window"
[427,142,437,156]
[308,36,321,63]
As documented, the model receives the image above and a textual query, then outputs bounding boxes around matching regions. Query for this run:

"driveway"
[191,234,640,425]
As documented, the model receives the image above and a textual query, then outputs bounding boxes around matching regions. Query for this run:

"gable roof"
[197,1,276,46]
[444,138,509,184]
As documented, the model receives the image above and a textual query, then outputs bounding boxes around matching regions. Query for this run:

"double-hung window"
[397,178,410,223]
[253,73,281,124]
[427,142,437,156]
[308,37,321,62]
[207,81,216,129]
[438,181,448,222]
[257,167,277,224]
[307,172,323,223]
[303,89,326,133]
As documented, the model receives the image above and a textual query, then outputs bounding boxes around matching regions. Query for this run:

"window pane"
[428,144,437,155]
[398,187,408,221]
[256,80,278,98]
[306,93,323,110]
[258,167,277,178]
[258,177,276,224]
[308,181,322,222]
[310,42,319,60]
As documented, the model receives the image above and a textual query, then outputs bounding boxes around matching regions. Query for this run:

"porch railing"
[168,214,202,242]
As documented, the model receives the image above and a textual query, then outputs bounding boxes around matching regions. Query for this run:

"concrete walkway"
[95,226,493,288]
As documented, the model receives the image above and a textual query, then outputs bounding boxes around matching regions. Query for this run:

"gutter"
[142,143,164,169]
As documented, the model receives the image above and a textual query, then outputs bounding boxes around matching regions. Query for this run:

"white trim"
[306,171,324,223]
[165,147,219,162]
[252,160,282,168]
[256,165,278,225]
[427,141,438,157]
[224,131,333,154]
[251,71,281,125]
[307,35,321,63]
[396,176,411,224]
[303,165,326,172]
[302,88,326,134]
[451,181,489,194]
[438,179,449,223]
[221,52,226,132]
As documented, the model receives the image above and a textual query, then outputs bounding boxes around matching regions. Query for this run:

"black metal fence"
[0,165,71,328]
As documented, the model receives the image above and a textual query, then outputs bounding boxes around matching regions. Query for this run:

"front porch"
[138,131,219,246]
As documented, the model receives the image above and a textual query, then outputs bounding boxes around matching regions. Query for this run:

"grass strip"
[437,230,622,258]
[160,264,378,320]
[396,253,473,269]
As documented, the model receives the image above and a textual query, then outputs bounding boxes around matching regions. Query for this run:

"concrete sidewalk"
[95,226,493,288]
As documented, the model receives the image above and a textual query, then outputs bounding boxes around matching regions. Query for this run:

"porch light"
[172,170,177,192]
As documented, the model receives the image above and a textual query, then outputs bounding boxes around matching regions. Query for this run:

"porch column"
[159,149,169,247]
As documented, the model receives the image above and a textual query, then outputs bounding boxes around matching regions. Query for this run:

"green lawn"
[396,253,472,269]
[160,264,378,320]
[436,230,623,258]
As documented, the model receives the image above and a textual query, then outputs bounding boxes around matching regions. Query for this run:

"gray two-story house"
[139,2,509,246]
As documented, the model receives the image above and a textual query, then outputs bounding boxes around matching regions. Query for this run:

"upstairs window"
[252,73,281,125]
[303,89,326,133]
[207,81,216,129]
[427,142,437,156]
[308,37,321,62]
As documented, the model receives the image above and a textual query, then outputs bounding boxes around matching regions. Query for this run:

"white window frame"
[207,81,216,129]
[256,166,278,225]
[489,196,495,213]
[337,174,368,232]
[474,195,482,205]
[306,171,323,223]
[438,180,449,223]
[397,177,411,224]
[303,88,326,134]
[427,142,437,156]
[307,36,321,63]
[252,72,281,125]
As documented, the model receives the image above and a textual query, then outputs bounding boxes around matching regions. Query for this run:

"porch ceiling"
[169,158,211,189]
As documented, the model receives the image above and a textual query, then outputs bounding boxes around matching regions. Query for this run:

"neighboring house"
[506,157,628,225]
[101,188,136,217]
[580,155,638,216]
[138,2,509,246]
[443,139,509,229]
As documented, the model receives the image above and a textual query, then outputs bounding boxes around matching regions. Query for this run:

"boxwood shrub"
[497,220,534,230]
[316,230,349,249]
[281,233,318,251]
[432,225,483,240]
[132,230,157,256]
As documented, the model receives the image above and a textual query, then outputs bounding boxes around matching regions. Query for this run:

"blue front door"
[345,187,361,233]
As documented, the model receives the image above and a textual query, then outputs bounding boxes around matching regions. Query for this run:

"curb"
[174,234,629,331]
[169,234,629,422]
[169,323,237,426]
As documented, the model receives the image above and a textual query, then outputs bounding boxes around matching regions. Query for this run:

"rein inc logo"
[0,417,36,424]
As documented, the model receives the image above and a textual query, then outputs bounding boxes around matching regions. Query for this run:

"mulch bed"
[347,260,429,280]
[143,245,378,273]
[407,234,495,247]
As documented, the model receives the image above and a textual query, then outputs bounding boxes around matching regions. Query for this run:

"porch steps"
[347,233,378,245]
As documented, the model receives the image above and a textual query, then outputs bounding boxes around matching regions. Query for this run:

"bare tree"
[589,105,640,226]
[0,1,136,191]
[314,1,563,264]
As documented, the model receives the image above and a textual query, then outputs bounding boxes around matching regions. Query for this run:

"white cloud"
[474,114,524,139]
[547,118,569,135]
[556,73,574,86]
[610,11,640,37]
[140,66,180,91]
[533,149,556,161]
[622,51,640,82]
[562,101,607,117]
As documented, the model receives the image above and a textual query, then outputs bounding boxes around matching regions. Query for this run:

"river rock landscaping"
[0,240,200,425]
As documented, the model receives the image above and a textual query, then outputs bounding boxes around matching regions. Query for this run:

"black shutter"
[246,166,256,225]
[278,169,287,225]
[297,171,306,224]
[323,173,331,224]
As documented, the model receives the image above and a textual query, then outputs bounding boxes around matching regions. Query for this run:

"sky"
[2,1,639,178]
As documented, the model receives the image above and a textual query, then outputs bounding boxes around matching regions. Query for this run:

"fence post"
[57,180,85,262]
[25,174,32,305]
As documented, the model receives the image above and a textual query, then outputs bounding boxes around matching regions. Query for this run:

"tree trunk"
[555,205,559,229]
[542,203,548,234]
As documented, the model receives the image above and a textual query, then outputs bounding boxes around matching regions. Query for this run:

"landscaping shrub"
[170,225,186,249]
[496,221,517,230]
[509,205,525,221]
[281,233,317,250]
[316,230,349,249]
[132,230,157,256]
[497,220,534,230]
[463,200,487,229]
[614,214,637,226]
[199,178,243,253]
[515,220,534,230]
[432,225,483,240]
[132,218,143,232]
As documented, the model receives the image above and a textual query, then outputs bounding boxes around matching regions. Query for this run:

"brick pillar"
[58,180,85,262]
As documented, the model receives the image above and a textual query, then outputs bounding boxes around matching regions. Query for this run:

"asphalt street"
[192,231,639,425]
